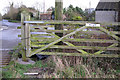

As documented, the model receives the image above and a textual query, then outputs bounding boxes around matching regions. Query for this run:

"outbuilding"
[95,0,120,22]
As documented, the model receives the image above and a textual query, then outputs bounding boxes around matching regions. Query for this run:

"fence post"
[25,23,31,57]
[55,0,63,45]
[118,1,120,53]
[21,11,30,61]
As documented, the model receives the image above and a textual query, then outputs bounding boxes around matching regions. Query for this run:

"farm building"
[95,0,120,22]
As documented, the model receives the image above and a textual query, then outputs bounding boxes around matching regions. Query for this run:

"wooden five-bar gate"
[18,18,120,60]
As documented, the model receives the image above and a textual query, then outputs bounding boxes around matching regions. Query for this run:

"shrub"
[72,16,83,21]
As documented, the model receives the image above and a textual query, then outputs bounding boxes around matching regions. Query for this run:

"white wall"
[95,11,117,22]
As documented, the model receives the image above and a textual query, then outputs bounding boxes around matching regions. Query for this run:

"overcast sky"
[0,0,100,15]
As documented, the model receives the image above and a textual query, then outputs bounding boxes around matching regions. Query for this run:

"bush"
[72,16,83,21]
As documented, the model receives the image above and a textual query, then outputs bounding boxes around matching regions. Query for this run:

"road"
[0,20,50,60]
[0,20,21,50]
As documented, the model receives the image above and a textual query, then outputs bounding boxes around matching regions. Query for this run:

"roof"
[100,0,120,2]
[96,2,119,11]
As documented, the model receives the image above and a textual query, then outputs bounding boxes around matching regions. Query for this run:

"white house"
[95,0,120,22]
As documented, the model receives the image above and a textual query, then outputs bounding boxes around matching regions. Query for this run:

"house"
[95,0,120,22]
[39,8,53,20]
[40,10,66,20]
[40,13,51,20]
[27,8,38,18]
[47,8,53,14]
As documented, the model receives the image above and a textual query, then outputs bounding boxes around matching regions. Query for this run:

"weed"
[41,56,120,78]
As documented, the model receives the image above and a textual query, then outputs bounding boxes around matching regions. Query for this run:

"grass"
[2,60,45,78]
[7,19,20,23]
[2,46,120,78]
[2,55,120,78]
[43,56,120,78]
[2,46,46,78]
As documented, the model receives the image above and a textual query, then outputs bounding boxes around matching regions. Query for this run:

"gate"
[18,20,120,58]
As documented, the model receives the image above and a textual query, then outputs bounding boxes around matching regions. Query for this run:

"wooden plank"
[50,33,90,54]
[31,44,120,51]
[30,29,70,33]
[94,43,118,54]
[31,44,46,47]
[31,42,50,45]
[100,22,120,26]
[30,26,88,56]
[31,25,54,28]
[24,20,86,25]
[64,38,118,43]
[31,39,54,43]
[111,31,120,35]
[30,29,120,35]
[31,34,52,37]
[18,31,120,38]
[24,20,120,26]
[31,26,47,28]
[81,31,120,35]
[31,37,57,40]
[98,27,120,41]
[50,45,120,51]
[63,42,90,54]
[29,52,119,58]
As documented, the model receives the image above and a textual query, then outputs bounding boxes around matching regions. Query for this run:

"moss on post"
[21,11,30,62]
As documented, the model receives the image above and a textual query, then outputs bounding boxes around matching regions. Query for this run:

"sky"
[0,0,100,15]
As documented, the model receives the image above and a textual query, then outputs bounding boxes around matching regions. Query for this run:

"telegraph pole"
[55,0,63,45]
[117,1,120,53]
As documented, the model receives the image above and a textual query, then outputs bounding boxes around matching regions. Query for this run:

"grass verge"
[2,47,120,78]
[8,19,20,23]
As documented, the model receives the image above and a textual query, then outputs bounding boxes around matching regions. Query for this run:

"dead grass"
[2,53,120,78]
[41,56,120,78]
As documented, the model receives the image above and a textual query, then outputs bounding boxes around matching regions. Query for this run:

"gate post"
[55,0,63,45]
[118,1,120,54]
[21,11,30,61]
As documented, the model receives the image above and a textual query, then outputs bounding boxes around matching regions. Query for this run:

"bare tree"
[33,1,43,19]
[33,2,43,12]
[4,2,19,20]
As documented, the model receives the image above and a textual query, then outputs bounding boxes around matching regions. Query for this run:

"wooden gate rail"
[18,21,120,58]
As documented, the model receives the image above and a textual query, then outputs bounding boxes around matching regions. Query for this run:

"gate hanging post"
[118,1,120,52]
[21,11,30,61]
[55,0,63,45]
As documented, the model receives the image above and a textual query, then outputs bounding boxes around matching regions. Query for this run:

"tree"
[33,2,43,19]
[3,2,19,20]
[84,10,95,21]
[64,4,85,21]
[75,6,85,16]
[63,8,66,14]
[69,4,74,10]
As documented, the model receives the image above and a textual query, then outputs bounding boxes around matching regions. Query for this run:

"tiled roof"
[96,2,119,11]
